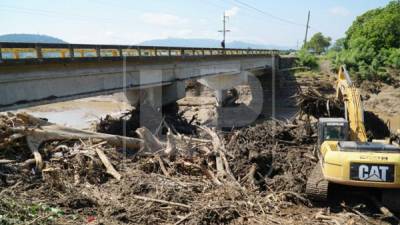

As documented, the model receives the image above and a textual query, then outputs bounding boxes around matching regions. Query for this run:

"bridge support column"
[123,81,186,133]
[124,89,141,106]
[215,90,228,106]
[198,71,251,127]
[198,71,247,106]
[161,81,186,106]
[124,81,186,108]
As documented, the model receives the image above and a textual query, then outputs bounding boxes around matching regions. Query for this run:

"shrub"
[296,49,318,69]
[385,48,400,69]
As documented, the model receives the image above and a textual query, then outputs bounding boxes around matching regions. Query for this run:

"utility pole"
[303,10,310,47]
[218,12,230,49]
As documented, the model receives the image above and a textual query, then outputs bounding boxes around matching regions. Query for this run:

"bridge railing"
[0,42,279,63]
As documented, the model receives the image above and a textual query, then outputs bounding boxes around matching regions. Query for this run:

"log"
[369,196,400,223]
[95,148,122,181]
[315,211,341,225]
[136,127,163,153]
[13,121,143,171]
[0,159,16,164]
[216,157,225,176]
[25,124,143,149]
[200,126,242,188]
[340,202,376,225]
[156,155,170,177]
[132,194,191,209]
[164,130,177,158]
[241,164,257,185]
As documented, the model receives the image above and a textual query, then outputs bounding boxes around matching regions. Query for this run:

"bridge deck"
[0,42,278,111]
[0,42,278,64]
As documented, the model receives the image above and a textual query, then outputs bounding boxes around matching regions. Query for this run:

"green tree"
[304,32,332,54]
[345,1,400,51]
[331,1,400,81]
[330,38,345,52]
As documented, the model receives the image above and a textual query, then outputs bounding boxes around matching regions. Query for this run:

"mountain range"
[0,34,66,43]
[140,38,293,50]
[0,34,293,50]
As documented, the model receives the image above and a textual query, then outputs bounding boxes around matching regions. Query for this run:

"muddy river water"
[9,91,400,133]
[14,95,131,129]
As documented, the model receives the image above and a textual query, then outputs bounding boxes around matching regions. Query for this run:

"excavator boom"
[336,66,368,142]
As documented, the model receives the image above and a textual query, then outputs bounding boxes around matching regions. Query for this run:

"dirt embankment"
[361,81,400,132]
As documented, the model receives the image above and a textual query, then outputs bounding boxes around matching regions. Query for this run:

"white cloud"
[105,31,114,36]
[140,12,187,26]
[329,6,350,17]
[225,6,239,17]
[199,19,208,25]
[175,29,193,37]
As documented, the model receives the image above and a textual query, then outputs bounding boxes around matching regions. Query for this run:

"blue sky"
[0,0,392,47]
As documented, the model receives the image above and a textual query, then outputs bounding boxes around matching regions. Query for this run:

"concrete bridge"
[0,42,281,112]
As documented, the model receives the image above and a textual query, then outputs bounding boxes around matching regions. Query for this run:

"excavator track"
[306,161,329,202]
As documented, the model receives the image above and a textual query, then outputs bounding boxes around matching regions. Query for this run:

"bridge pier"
[124,81,186,109]
[215,90,228,106]
[197,71,258,127]
[198,71,248,104]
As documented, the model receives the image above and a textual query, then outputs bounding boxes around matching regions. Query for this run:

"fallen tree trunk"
[95,148,122,181]
[12,113,143,171]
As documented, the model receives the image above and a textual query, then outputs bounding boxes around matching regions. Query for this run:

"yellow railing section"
[0,44,277,61]
[73,48,97,58]
[122,49,139,57]
[100,49,119,57]
[42,48,70,58]
[2,48,37,59]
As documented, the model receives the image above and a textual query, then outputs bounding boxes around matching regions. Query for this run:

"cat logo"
[358,165,389,182]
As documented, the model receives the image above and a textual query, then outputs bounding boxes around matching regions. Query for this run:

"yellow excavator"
[306,65,400,210]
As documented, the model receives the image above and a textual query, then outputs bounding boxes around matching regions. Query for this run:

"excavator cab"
[317,118,349,146]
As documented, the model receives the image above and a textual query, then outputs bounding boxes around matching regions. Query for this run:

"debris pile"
[0,110,383,224]
[226,119,317,193]
[294,87,342,118]
[97,103,196,136]
[295,87,394,141]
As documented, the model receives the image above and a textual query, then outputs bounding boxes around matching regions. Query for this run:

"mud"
[362,83,400,132]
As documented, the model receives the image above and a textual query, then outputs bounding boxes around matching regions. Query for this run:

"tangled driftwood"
[6,113,143,171]
[0,111,396,224]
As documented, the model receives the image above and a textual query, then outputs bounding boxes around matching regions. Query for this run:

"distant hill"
[0,34,294,50]
[140,38,293,50]
[0,34,66,43]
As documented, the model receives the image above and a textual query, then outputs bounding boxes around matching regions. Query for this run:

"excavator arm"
[336,66,368,142]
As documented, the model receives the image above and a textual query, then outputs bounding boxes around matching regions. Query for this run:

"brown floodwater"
[14,95,131,129]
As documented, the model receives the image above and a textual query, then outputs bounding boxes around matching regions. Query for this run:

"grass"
[294,70,322,78]
[0,197,70,225]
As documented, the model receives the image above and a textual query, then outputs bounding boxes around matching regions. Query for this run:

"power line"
[223,0,321,32]
[0,4,118,24]
[208,0,261,18]
[231,0,306,27]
